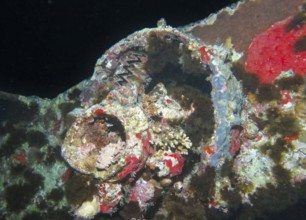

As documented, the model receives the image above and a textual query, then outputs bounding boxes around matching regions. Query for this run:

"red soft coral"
[163,152,184,177]
[245,16,306,84]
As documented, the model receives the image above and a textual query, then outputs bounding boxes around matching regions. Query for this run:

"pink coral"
[229,127,242,155]
[130,178,155,209]
[140,131,154,156]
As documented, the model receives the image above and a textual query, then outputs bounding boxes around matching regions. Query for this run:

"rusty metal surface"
[186,0,304,60]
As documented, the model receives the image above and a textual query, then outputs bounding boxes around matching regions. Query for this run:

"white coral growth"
[96,141,125,170]
[149,124,192,152]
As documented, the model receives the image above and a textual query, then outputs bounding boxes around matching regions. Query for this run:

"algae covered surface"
[1,0,306,219]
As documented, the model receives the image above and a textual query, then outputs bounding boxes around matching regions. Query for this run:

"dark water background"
[0,0,238,98]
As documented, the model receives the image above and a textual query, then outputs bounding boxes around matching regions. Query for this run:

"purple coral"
[130,178,155,209]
